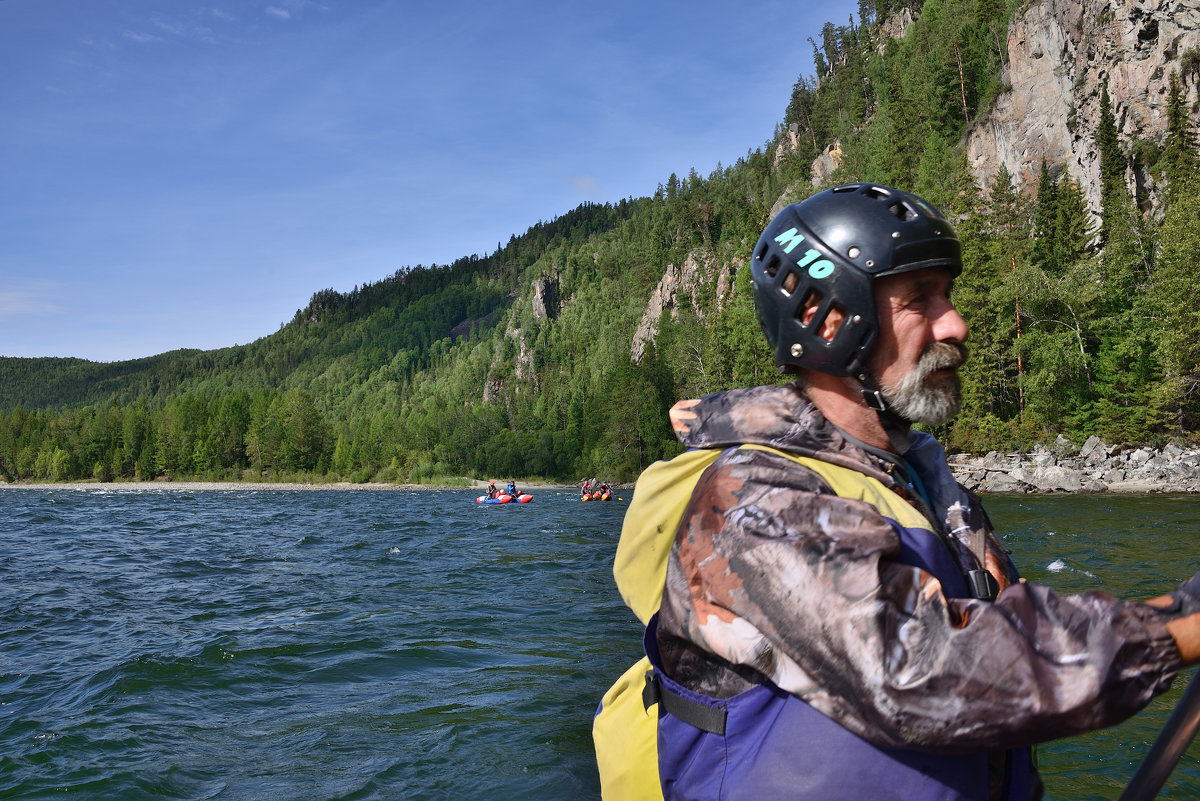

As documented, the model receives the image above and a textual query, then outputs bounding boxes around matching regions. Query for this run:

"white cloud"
[120,30,161,44]
[558,173,600,197]
[150,17,186,37]
[265,6,292,20]
[0,284,66,320]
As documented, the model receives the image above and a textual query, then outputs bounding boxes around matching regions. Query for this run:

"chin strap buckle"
[862,388,888,411]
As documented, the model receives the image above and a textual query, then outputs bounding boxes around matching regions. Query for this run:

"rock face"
[810,142,843,187]
[965,0,1200,212]
[631,250,733,363]
[530,275,559,321]
[950,436,1200,493]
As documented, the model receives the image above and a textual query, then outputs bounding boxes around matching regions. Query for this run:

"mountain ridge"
[2,0,1198,485]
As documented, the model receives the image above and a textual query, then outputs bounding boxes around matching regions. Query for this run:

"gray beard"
[880,342,967,425]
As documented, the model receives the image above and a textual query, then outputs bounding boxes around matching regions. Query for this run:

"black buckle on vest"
[643,670,727,735]
[967,569,1000,602]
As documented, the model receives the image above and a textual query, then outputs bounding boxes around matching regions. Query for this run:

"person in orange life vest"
[596,183,1200,801]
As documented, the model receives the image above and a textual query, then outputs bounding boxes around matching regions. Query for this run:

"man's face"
[866,267,969,425]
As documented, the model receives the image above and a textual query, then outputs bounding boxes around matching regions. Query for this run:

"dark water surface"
[2,487,1198,800]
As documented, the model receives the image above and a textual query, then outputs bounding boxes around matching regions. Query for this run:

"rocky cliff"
[965,0,1200,211]
[631,0,1200,381]
[630,249,735,363]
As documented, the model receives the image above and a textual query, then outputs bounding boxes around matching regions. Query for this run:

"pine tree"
[948,159,1011,449]
[1014,176,1102,436]
[1149,95,1200,433]
[1051,177,1094,272]
[1162,70,1199,200]
[1096,85,1125,247]
[1030,159,1058,270]
[914,131,958,210]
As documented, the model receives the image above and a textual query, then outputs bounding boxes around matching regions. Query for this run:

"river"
[2,487,1197,800]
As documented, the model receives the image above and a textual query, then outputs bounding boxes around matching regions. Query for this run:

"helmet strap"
[856,372,912,455]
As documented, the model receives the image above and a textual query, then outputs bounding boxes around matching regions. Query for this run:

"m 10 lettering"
[773,228,835,279]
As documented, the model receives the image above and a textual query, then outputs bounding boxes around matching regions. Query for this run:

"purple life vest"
[648,515,1037,800]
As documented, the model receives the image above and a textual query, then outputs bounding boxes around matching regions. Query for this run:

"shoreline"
[4,437,1198,494]
[0,479,579,492]
[0,475,1193,495]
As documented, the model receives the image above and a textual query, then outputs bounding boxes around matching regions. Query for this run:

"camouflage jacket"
[656,382,1181,753]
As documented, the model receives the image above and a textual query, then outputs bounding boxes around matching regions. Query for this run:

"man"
[594,183,1200,800]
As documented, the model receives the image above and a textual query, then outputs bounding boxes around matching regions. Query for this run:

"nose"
[932,296,969,344]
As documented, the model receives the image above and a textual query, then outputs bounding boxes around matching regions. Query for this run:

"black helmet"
[751,183,961,377]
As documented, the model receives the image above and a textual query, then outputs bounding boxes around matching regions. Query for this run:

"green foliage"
[3,0,1199,485]
[1162,71,1200,200]
[1096,85,1124,247]
[1149,168,1200,433]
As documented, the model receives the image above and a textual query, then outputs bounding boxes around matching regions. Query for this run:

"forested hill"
[0,199,637,412]
[2,0,1199,486]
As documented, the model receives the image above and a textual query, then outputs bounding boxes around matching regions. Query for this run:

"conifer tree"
[1051,177,1094,272]
[1093,166,1160,443]
[886,65,922,185]
[1096,85,1125,247]
[914,131,958,210]
[1162,70,1199,200]
[987,164,1032,430]
[947,157,1008,448]
[1016,174,1101,436]
[1149,74,1200,432]
[1030,159,1058,270]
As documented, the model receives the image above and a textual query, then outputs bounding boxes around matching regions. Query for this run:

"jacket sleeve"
[656,447,1182,752]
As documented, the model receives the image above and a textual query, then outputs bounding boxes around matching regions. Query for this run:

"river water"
[2,487,1198,800]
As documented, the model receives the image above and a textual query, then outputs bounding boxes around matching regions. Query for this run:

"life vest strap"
[643,670,727,735]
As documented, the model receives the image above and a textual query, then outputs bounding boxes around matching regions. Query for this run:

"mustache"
[918,342,968,373]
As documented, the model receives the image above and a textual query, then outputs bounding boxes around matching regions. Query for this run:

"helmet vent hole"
[794,291,846,344]
[888,201,919,222]
[763,252,782,278]
[821,304,847,342]
[796,289,823,323]
[782,271,800,295]
[862,185,890,200]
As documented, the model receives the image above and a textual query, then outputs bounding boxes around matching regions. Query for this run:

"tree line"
[2,0,1198,485]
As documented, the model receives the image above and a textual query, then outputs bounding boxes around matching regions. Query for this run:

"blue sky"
[1,0,856,362]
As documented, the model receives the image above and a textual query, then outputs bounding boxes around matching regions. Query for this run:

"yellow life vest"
[594,446,725,801]
[592,444,931,800]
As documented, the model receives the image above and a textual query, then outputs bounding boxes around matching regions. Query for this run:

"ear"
[799,292,846,343]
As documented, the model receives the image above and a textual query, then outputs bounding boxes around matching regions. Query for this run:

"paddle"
[1119,669,1200,801]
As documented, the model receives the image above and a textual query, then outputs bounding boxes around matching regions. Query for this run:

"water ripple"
[9,489,1194,799]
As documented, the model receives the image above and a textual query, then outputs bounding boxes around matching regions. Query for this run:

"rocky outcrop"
[877,6,916,51]
[631,250,733,363]
[790,0,1200,212]
[485,296,537,402]
[950,435,1200,493]
[450,310,495,339]
[773,124,807,172]
[811,142,843,187]
[966,0,1200,212]
[531,275,559,320]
